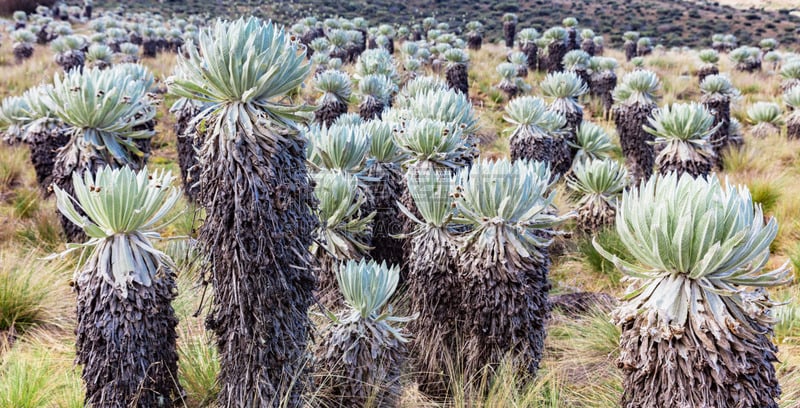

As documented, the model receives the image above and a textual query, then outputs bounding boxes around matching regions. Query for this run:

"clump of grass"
[0,146,28,193]
[178,325,220,406]
[778,346,800,408]
[747,178,782,214]
[545,310,622,406]
[15,209,62,252]
[11,188,39,219]
[0,333,82,408]
[549,309,620,361]
[721,144,769,174]
[451,363,565,408]
[738,83,762,95]
[575,227,631,284]
[0,262,49,336]
[0,349,57,408]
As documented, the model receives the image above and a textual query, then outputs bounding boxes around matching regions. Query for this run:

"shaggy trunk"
[346,44,362,64]
[590,71,617,118]
[25,125,71,194]
[544,42,567,73]
[407,228,462,398]
[157,38,169,53]
[84,5,92,19]
[300,27,325,57]
[616,285,781,408]
[365,162,405,268]
[446,64,469,95]
[90,60,111,70]
[521,43,539,72]
[359,96,386,120]
[385,38,395,55]
[121,55,139,64]
[400,183,421,282]
[37,26,51,44]
[75,265,180,407]
[581,38,596,56]
[550,103,583,177]
[701,95,731,167]
[503,21,516,48]
[169,38,184,53]
[655,146,712,179]
[330,47,349,62]
[697,65,719,84]
[13,43,33,64]
[509,133,554,165]
[497,80,519,99]
[173,105,202,202]
[55,51,85,72]
[736,60,761,73]
[595,42,604,56]
[613,102,656,185]
[637,44,652,57]
[552,136,573,177]
[315,316,406,407]
[574,69,592,94]
[143,40,158,58]
[566,28,578,51]
[315,99,348,127]
[315,253,346,311]
[200,128,317,407]
[788,115,800,140]
[576,198,615,233]
[751,122,780,139]
[130,32,143,45]
[467,34,482,50]
[780,79,800,93]
[356,29,368,56]
[624,41,636,61]
[460,227,551,380]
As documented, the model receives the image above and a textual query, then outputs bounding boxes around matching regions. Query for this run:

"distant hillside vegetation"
[94,0,800,48]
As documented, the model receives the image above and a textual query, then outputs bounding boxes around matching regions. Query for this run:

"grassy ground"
[0,31,799,407]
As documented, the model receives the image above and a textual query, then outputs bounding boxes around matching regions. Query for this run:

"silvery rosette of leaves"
[569,122,616,163]
[644,102,719,162]
[52,166,182,298]
[454,159,570,262]
[567,158,628,209]
[333,259,415,340]
[168,17,313,148]
[503,96,566,141]
[594,173,792,336]
[46,66,155,165]
[312,171,375,259]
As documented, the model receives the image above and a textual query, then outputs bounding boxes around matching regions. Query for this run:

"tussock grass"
[0,252,71,342]
[0,331,82,408]
[0,146,27,193]
[572,227,629,286]
[178,324,220,407]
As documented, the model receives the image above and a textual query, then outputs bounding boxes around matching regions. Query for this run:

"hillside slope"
[93,0,800,48]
